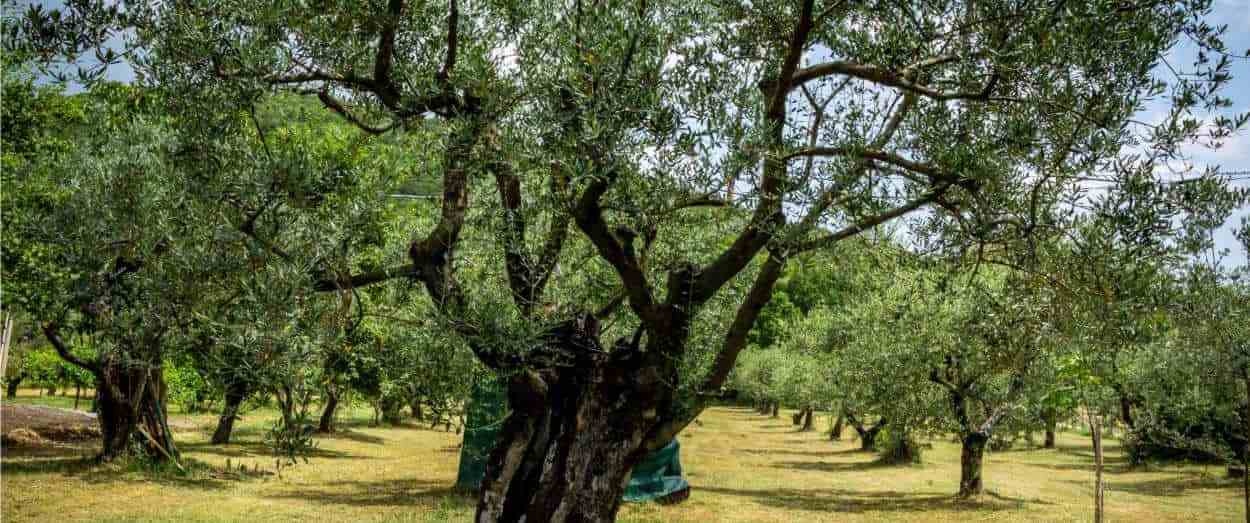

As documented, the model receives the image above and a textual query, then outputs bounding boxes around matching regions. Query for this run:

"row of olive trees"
[731,207,1250,515]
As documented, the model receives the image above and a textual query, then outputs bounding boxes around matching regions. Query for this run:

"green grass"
[4,388,93,411]
[2,391,1241,522]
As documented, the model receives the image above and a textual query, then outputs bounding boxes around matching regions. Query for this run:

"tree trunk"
[1118,393,1134,430]
[792,411,803,425]
[771,402,779,418]
[6,374,22,398]
[800,407,814,432]
[958,432,988,498]
[1043,409,1057,449]
[74,384,82,410]
[859,425,881,451]
[212,383,248,444]
[95,362,175,462]
[411,398,424,420]
[1090,411,1105,523]
[474,322,678,523]
[381,395,404,426]
[830,413,844,440]
[318,389,340,433]
[1243,370,1249,523]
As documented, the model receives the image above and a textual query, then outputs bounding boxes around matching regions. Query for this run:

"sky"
[1159,0,1250,268]
[27,0,1250,267]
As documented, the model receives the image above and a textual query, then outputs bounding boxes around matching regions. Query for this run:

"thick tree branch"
[312,263,419,292]
[572,170,657,319]
[700,252,786,393]
[316,91,400,135]
[789,61,999,101]
[437,0,458,82]
[373,0,404,107]
[42,323,98,375]
[691,0,815,304]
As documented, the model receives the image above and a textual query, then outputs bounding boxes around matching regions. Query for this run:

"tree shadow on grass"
[1,454,99,475]
[1029,455,1129,474]
[316,429,386,445]
[1,452,235,492]
[179,440,359,460]
[264,478,472,508]
[1055,473,1239,497]
[737,448,852,458]
[1107,474,1238,496]
[697,485,1044,514]
[771,459,905,473]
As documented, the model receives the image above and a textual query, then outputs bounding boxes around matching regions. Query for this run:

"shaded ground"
[1,390,1241,522]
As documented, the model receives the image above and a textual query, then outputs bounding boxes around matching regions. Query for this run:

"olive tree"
[16,0,1243,518]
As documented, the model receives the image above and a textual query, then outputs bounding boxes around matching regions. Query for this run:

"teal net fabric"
[454,378,690,502]
[454,376,509,491]
[622,439,690,502]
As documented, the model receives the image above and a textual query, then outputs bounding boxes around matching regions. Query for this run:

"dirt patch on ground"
[2,404,102,445]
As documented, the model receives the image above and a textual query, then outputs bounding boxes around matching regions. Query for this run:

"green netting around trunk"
[453,377,690,503]
[454,376,509,492]
[622,439,689,502]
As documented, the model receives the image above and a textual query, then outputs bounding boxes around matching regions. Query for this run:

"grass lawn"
[1,390,1241,522]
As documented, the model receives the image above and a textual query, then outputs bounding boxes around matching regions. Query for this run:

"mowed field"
[1,390,1241,522]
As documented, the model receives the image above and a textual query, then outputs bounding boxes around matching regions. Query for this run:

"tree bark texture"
[1090,412,1105,523]
[958,432,988,498]
[212,382,249,444]
[475,320,680,522]
[318,389,340,433]
[95,361,175,462]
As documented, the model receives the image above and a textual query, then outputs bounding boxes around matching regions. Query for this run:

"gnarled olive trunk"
[800,407,814,432]
[830,413,844,440]
[95,362,175,462]
[475,327,675,523]
[211,382,249,444]
[318,389,339,433]
[847,413,886,451]
[771,402,780,418]
[958,432,988,498]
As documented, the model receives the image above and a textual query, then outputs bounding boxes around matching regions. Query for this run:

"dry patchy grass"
[1,393,1241,522]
